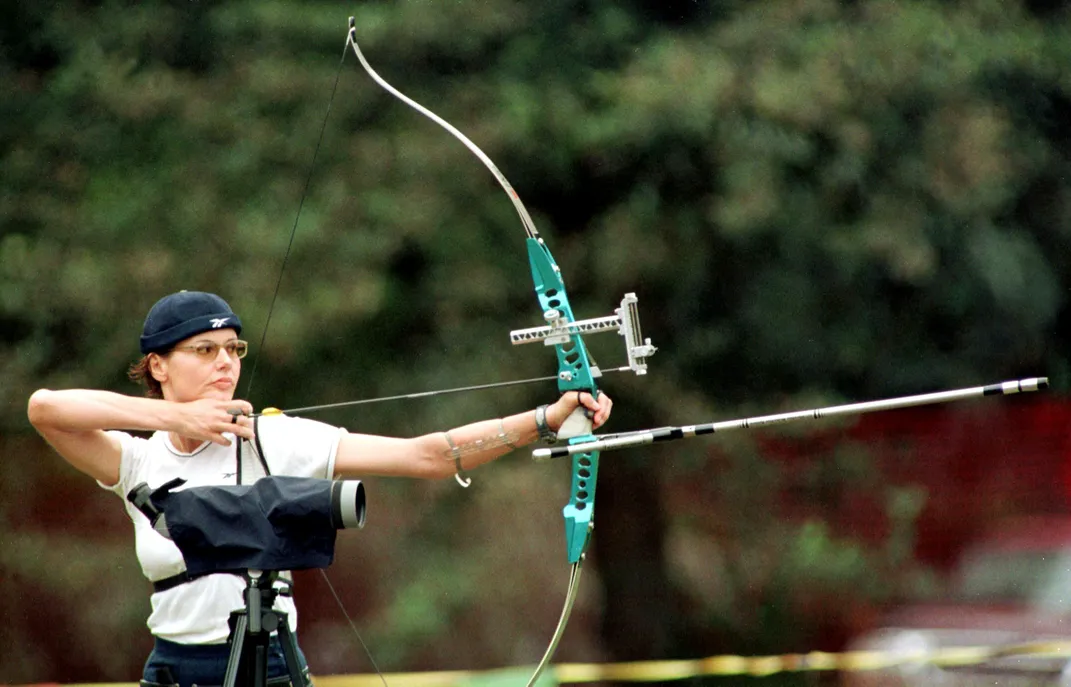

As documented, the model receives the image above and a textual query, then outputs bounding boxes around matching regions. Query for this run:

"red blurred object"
[762,396,1071,571]
[841,515,1071,686]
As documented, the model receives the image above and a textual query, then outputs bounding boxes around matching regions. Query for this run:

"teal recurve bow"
[342,17,655,686]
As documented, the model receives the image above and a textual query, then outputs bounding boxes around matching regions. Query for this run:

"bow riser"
[527,237,602,565]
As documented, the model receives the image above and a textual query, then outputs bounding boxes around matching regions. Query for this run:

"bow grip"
[557,402,595,439]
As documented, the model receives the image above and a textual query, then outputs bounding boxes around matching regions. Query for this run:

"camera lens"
[331,480,366,530]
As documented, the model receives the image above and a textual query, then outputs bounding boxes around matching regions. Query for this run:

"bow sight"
[510,292,657,379]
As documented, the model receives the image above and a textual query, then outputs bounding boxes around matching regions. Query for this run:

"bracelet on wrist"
[534,404,557,443]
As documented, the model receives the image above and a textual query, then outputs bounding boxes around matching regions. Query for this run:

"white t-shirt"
[100,414,347,644]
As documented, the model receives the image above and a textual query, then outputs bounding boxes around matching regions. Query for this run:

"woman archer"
[27,289,612,687]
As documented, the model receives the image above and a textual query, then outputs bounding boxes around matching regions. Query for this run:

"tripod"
[223,570,310,687]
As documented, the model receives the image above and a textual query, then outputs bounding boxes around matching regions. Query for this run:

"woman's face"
[151,328,244,402]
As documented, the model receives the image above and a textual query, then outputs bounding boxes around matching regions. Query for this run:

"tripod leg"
[224,613,249,687]
[255,641,268,687]
[276,615,310,687]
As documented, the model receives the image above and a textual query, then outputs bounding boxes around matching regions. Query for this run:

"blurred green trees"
[4,0,1071,683]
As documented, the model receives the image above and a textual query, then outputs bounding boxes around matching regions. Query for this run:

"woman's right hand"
[175,398,256,446]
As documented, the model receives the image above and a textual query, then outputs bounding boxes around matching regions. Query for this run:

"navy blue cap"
[140,291,243,354]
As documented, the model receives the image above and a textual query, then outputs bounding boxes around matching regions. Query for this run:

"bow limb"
[346,17,600,683]
[344,19,539,242]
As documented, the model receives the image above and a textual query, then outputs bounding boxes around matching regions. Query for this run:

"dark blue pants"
[142,635,310,687]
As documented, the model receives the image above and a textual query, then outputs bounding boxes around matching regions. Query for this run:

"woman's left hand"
[546,390,613,432]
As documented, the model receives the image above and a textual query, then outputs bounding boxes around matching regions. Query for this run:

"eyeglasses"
[170,340,249,360]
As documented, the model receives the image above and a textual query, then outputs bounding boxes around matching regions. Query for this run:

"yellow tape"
[62,639,1071,687]
[553,640,1071,681]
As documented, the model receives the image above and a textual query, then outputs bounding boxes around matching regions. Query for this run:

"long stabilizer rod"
[532,377,1049,461]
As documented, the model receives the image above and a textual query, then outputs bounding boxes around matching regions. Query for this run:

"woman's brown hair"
[128,355,163,398]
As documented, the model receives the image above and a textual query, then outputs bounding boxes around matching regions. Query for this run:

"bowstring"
[320,569,391,683]
[240,27,390,687]
[240,34,347,401]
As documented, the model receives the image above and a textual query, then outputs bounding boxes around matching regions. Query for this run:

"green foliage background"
[3,0,1071,683]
